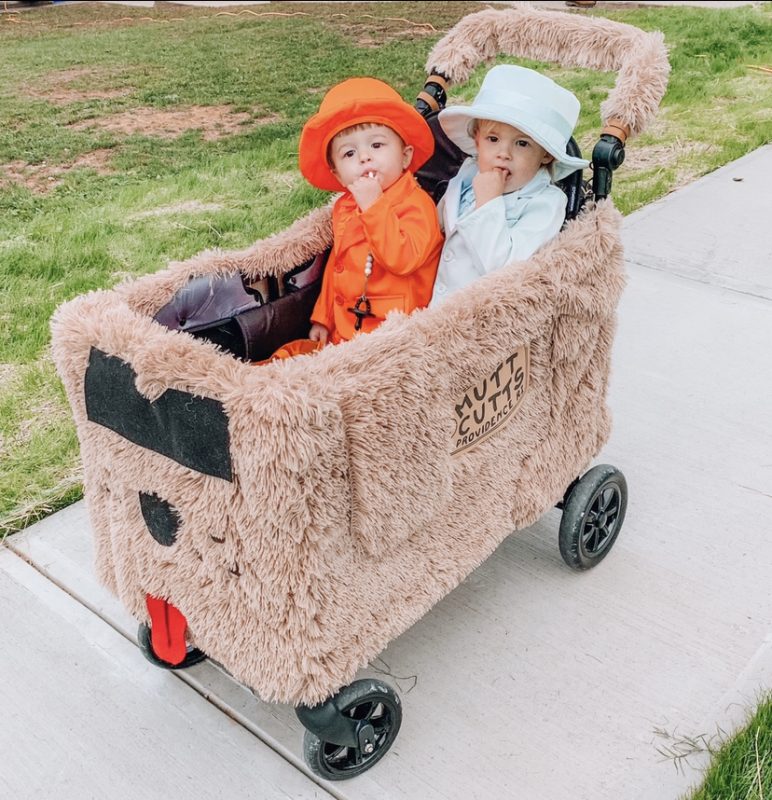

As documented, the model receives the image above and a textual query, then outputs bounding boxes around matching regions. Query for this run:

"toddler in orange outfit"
[298,78,443,344]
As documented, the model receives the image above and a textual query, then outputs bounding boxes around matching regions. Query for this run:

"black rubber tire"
[137,623,207,670]
[559,464,627,570]
[302,679,402,781]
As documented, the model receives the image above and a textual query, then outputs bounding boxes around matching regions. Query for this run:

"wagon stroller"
[51,6,669,781]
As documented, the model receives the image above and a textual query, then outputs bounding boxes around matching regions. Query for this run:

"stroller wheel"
[559,464,627,570]
[298,679,402,780]
[137,623,207,670]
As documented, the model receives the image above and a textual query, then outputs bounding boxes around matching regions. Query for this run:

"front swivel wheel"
[297,679,402,780]
[137,623,207,670]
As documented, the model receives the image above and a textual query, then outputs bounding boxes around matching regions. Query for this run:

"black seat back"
[153,252,326,362]
[414,110,466,205]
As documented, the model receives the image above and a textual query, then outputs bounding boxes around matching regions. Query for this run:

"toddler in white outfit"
[430,65,589,305]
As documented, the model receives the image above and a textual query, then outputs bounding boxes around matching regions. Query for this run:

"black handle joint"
[591,134,626,201]
[415,71,450,117]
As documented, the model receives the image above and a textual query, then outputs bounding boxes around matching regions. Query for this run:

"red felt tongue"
[145,594,188,665]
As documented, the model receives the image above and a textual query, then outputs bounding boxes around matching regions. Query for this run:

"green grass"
[685,694,772,799]
[0,14,764,480]
[0,1,770,519]
[1,0,771,526]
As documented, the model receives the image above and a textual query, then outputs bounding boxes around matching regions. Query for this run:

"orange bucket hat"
[299,77,435,191]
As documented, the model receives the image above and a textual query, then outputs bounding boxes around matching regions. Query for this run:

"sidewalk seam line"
[624,257,772,302]
[1,540,344,800]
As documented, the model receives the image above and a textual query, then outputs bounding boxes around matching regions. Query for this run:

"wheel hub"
[584,486,621,554]
[357,722,376,755]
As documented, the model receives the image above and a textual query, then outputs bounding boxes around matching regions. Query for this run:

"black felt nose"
[139,492,180,546]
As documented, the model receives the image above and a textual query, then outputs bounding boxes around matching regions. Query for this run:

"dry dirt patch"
[259,170,303,192]
[623,140,718,174]
[68,105,278,141]
[336,16,438,48]
[0,364,21,394]
[0,149,115,194]
[24,67,135,104]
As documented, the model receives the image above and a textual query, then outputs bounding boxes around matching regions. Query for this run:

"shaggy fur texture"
[50,6,664,706]
[426,6,670,138]
[52,201,624,706]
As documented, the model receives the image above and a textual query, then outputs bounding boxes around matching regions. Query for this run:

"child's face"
[329,124,413,191]
[474,120,553,192]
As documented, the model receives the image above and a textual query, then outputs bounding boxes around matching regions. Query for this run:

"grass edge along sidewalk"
[682,693,772,800]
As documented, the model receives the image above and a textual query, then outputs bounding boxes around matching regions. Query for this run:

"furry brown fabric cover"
[50,7,664,706]
[51,201,623,705]
[426,6,670,138]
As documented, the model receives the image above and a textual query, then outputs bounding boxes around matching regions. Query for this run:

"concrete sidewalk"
[2,147,771,800]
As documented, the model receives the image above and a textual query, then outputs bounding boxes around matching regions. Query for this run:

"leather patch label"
[451,347,529,456]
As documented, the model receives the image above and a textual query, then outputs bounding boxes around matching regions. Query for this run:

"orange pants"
[253,338,324,365]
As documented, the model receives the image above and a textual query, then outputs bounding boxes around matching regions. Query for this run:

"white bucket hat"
[439,64,589,181]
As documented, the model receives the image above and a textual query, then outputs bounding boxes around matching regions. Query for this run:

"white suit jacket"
[430,159,567,306]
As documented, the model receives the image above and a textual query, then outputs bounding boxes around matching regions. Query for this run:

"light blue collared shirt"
[457,175,476,219]
[430,159,567,306]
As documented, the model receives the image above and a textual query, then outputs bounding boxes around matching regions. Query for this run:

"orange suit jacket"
[310,171,443,343]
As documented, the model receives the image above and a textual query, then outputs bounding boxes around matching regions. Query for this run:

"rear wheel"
[559,464,627,570]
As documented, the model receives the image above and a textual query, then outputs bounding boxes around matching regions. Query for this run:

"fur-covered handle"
[425,7,670,139]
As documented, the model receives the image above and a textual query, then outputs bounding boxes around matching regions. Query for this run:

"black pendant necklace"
[348,253,376,331]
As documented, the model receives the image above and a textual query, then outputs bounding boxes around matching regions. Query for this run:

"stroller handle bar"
[424,6,670,143]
